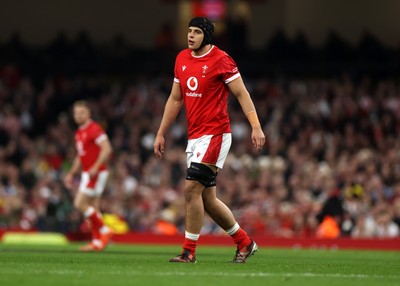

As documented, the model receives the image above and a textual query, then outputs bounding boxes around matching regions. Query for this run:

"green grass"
[0,243,399,286]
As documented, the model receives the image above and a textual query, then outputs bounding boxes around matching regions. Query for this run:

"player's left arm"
[228,77,266,151]
[89,135,113,176]
[64,155,81,189]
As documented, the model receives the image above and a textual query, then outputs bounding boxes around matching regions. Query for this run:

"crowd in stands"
[0,30,400,239]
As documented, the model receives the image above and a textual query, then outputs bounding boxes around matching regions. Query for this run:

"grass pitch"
[0,243,399,286]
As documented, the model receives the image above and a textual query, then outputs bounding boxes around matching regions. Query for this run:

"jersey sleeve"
[173,54,180,84]
[91,123,107,145]
[219,53,241,84]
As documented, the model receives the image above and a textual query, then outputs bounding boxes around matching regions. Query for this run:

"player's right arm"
[154,82,183,159]
[63,155,81,189]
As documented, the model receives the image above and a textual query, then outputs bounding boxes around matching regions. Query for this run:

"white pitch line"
[149,272,400,280]
[1,269,399,280]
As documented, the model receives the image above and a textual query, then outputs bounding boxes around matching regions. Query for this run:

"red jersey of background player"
[74,120,108,172]
[174,45,241,139]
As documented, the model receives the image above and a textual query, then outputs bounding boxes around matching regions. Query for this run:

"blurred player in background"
[64,100,113,251]
[154,17,265,263]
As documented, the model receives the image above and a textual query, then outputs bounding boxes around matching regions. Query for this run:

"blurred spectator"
[323,31,353,63]
[0,31,399,239]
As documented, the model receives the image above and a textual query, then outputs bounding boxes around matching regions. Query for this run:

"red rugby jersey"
[74,120,107,171]
[174,45,240,139]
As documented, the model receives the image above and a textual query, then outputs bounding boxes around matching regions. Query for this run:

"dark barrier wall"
[0,0,399,49]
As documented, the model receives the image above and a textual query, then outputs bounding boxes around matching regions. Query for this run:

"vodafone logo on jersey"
[186,76,202,97]
[187,77,198,91]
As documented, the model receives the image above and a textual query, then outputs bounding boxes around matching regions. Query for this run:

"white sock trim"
[84,206,95,218]
[226,222,240,236]
[92,239,102,247]
[100,226,109,234]
[185,231,200,241]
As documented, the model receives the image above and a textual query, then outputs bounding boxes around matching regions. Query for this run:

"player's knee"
[73,197,84,211]
[74,193,89,211]
[186,162,217,187]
